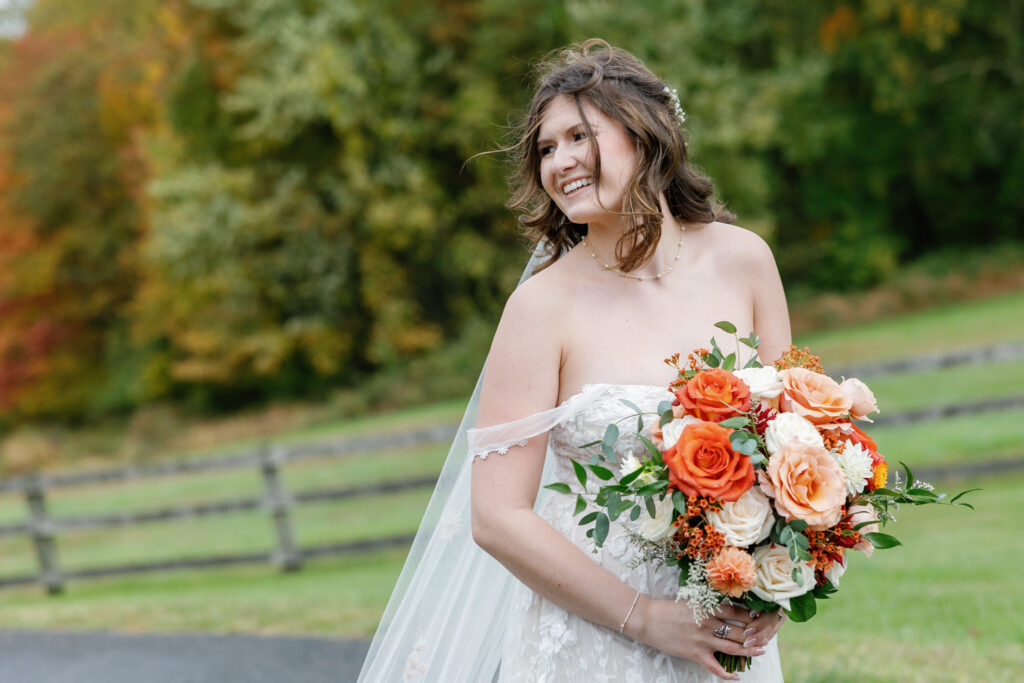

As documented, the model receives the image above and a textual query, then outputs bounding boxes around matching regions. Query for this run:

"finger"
[698,653,740,681]
[743,611,784,646]
[708,628,766,658]
[714,604,755,625]
[709,619,745,645]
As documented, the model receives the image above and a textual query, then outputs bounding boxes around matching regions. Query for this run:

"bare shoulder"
[702,221,777,266]
[499,257,573,330]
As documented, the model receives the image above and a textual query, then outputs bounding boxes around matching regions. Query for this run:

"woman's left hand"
[735,609,785,649]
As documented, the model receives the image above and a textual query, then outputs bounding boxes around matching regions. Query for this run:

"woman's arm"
[471,278,766,680]
[747,234,792,362]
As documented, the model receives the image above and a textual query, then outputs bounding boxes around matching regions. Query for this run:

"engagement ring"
[713,624,731,639]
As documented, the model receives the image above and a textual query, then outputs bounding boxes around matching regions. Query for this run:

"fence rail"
[1,341,1021,594]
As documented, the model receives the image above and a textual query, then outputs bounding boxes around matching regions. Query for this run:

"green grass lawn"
[794,288,1024,365]
[872,406,1024,468]
[866,358,1024,415]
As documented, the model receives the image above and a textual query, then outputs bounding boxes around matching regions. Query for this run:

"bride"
[358,40,790,682]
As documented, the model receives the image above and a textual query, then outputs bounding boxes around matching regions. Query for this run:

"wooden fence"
[0,424,457,594]
[1,340,1023,595]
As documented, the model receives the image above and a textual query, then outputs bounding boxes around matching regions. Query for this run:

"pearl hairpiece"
[663,86,687,127]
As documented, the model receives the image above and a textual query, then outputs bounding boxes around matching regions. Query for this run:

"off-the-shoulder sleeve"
[466,384,606,460]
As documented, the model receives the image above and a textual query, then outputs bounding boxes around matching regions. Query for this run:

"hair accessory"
[619,590,642,634]
[663,86,686,127]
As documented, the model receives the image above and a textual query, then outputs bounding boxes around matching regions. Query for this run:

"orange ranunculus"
[869,457,888,491]
[778,368,852,426]
[843,422,878,453]
[706,546,757,598]
[664,421,754,502]
[766,440,846,530]
[674,369,752,423]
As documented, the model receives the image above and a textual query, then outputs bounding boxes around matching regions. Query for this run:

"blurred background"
[0,1,1021,681]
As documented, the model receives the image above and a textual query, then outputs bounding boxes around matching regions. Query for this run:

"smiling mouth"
[561,177,594,195]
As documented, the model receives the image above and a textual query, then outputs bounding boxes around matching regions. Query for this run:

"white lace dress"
[496,384,783,683]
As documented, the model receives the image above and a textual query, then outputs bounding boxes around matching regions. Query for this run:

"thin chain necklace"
[581,227,686,281]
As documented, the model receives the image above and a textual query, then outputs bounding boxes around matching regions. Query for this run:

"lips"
[561,177,593,195]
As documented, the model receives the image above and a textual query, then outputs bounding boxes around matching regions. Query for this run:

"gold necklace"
[581,227,686,281]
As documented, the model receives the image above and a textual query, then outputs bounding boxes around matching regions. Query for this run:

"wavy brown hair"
[507,39,734,272]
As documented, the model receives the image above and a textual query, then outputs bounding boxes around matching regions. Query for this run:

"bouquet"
[545,322,975,673]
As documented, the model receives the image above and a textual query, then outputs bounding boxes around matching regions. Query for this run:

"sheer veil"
[357,243,555,683]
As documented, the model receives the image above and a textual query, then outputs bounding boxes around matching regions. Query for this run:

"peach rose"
[706,546,757,598]
[778,368,852,426]
[674,369,752,423]
[664,421,754,502]
[765,440,846,529]
[840,378,879,422]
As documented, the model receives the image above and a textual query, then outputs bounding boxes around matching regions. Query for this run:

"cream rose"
[849,504,880,558]
[825,554,848,587]
[766,440,846,529]
[750,544,816,610]
[840,377,879,422]
[637,494,677,542]
[706,487,774,548]
[733,366,784,401]
[660,416,701,452]
[763,412,824,456]
[778,368,852,426]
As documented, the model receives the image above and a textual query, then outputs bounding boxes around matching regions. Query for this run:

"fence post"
[24,476,64,594]
[259,446,302,572]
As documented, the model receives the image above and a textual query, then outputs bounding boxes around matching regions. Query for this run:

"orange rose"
[765,440,846,529]
[664,421,754,502]
[674,369,752,423]
[706,546,757,598]
[778,368,852,426]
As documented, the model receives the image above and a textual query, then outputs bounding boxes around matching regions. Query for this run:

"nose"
[552,144,578,173]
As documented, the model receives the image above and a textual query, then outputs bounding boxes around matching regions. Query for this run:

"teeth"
[562,178,593,194]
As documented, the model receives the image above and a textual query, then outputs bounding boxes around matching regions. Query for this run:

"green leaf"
[749,453,766,466]
[718,416,749,429]
[579,511,599,526]
[543,483,572,494]
[706,354,721,368]
[787,520,809,532]
[672,490,688,515]
[744,356,762,369]
[864,532,902,549]
[645,496,656,518]
[659,410,674,428]
[637,415,644,433]
[722,352,736,372]
[637,434,663,464]
[739,337,755,348]
[779,526,795,544]
[900,461,915,489]
[619,468,643,486]
[590,465,615,481]
[572,460,588,489]
[950,488,981,504]
[657,400,673,414]
[785,592,817,622]
[594,513,609,547]
[619,399,643,415]
[601,442,617,464]
[574,495,586,516]
[630,505,642,521]
[714,321,738,334]
[604,423,620,447]
[578,439,603,448]
[606,492,624,521]
[636,481,668,497]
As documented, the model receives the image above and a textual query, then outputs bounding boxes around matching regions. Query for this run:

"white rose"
[833,442,873,496]
[750,544,816,610]
[825,555,848,587]
[660,416,701,450]
[706,488,774,548]
[733,366,783,401]
[637,494,677,542]
[763,412,824,456]
[849,504,879,558]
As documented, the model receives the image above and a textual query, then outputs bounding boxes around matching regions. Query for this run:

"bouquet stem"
[715,652,750,674]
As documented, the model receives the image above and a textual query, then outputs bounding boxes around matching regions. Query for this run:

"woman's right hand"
[627,596,768,681]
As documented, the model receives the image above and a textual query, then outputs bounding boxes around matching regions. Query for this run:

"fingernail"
[755,648,766,656]
[748,609,759,618]
[743,627,755,637]
[743,638,755,647]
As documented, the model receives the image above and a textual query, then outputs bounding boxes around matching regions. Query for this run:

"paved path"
[0,630,370,683]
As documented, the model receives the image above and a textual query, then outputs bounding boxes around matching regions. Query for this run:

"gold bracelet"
[619,590,642,634]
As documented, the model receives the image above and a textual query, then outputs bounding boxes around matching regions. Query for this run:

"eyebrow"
[536,121,598,147]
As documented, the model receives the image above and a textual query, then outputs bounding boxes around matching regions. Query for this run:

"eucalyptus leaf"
[572,460,588,489]
[706,354,721,368]
[788,520,809,532]
[645,496,656,518]
[606,492,624,521]
[718,416,749,429]
[544,483,572,494]
[579,511,599,526]
[590,464,615,481]
[604,423,620,446]
[636,481,668,497]
[637,434,663,465]
[659,410,674,428]
[601,442,617,464]
[714,321,738,334]
[630,505,642,521]
[574,495,586,516]
[619,469,643,486]
[578,439,603,448]
[637,415,644,433]
[672,490,688,515]
[619,398,644,415]
[722,352,736,371]
[594,513,609,547]
[657,400,673,414]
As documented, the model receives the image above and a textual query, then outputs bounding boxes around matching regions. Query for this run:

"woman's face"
[536,95,637,230]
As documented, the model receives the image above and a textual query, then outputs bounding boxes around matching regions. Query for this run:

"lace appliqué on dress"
[469,439,528,461]
[402,637,429,681]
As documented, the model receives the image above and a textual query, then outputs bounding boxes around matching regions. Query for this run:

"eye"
[538,144,555,157]
[572,130,588,142]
